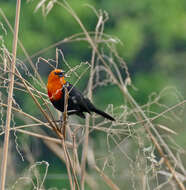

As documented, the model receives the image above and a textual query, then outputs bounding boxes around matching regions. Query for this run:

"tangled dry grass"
[0,1,186,190]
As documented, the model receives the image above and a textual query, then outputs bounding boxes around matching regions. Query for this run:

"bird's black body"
[51,83,115,121]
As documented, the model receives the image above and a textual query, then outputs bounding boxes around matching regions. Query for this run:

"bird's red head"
[47,69,66,101]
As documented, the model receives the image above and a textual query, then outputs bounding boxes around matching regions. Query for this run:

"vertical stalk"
[0,1,21,189]
[80,50,96,190]
[80,15,102,190]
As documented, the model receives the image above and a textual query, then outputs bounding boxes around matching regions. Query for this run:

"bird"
[47,69,115,121]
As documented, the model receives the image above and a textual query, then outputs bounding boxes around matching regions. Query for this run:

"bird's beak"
[59,71,65,77]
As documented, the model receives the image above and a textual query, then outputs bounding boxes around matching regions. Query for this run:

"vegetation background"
[0,0,186,189]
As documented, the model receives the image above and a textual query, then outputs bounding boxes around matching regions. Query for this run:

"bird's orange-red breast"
[47,69,66,101]
[47,69,115,121]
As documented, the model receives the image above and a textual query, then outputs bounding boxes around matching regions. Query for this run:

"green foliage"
[132,72,167,104]
[111,18,145,61]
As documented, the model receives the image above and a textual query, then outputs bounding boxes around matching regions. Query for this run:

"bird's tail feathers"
[92,108,115,121]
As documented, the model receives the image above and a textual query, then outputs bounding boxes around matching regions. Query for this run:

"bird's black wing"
[64,83,91,114]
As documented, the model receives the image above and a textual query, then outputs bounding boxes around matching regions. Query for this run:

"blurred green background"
[1,0,186,189]
[2,0,186,99]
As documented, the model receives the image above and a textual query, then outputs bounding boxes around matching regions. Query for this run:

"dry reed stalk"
[64,142,80,190]
[58,85,77,190]
[72,133,78,190]
[27,31,114,60]
[80,108,90,190]
[0,1,21,189]
[80,13,104,190]
[94,165,120,190]
[61,86,69,138]
[63,86,81,190]
[44,138,98,189]
[67,126,84,188]
[0,102,50,128]
[14,128,71,147]
[61,138,74,190]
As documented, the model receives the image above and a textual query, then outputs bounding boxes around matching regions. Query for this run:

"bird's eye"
[55,71,64,77]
